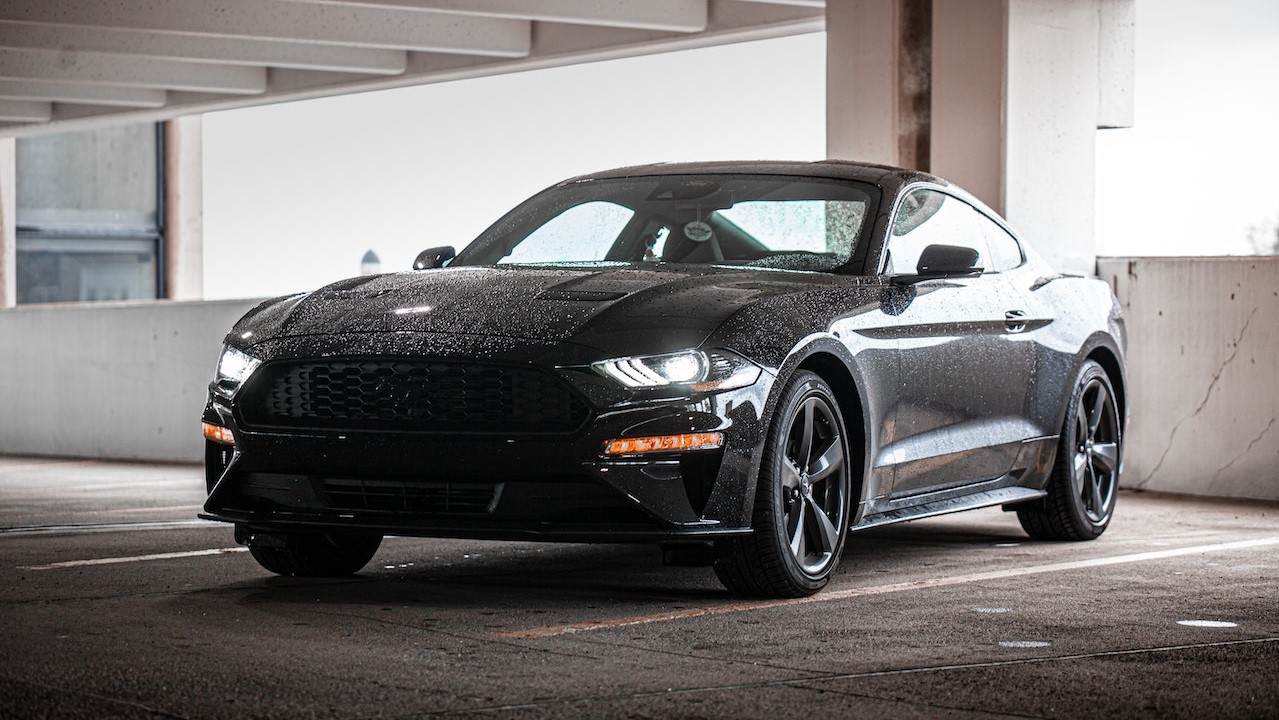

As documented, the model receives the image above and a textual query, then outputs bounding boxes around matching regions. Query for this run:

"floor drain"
[1177,620,1238,628]
[973,607,1013,614]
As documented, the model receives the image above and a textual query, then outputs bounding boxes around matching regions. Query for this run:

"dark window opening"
[15,123,164,304]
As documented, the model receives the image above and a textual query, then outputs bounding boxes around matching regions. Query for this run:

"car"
[200,160,1126,597]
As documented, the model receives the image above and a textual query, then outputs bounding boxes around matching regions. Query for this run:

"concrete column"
[826,0,931,169]
[1004,0,1103,275]
[930,0,1005,214]
[0,138,14,308]
[829,0,1134,275]
[163,115,203,300]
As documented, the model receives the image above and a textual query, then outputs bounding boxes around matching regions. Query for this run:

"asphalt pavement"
[1,455,1276,719]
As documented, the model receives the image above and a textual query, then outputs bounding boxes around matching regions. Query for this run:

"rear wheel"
[247,531,383,577]
[1018,360,1121,540]
[715,371,851,597]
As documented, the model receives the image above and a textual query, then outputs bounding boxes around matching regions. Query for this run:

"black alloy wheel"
[1019,360,1121,540]
[716,370,852,597]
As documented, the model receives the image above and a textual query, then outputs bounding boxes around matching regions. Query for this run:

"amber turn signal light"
[603,432,723,455]
[202,421,235,445]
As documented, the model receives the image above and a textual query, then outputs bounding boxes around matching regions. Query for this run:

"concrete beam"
[0,22,408,76]
[0,80,167,108]
[289,0,708,33]
[0,49,268,95]
[0,0,823,138]
[0,0,531,57]
[0,99,51,122]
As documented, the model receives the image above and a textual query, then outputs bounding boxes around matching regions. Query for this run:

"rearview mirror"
[891,244,982,285]
[413,246,455,270]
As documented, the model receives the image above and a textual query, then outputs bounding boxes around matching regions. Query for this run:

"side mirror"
[413,246,455,270]
[891,244,982,285]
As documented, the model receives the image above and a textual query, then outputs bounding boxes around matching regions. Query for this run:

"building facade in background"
[16,123,163,304]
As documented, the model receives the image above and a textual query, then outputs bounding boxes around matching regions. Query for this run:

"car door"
[879,188,1036,498]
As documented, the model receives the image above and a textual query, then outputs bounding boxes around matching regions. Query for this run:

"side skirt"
[851,484,1046,533]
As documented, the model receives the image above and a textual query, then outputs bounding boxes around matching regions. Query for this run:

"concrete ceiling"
[0,0,825,138]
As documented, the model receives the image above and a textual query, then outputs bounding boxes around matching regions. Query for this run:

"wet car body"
[201,161,1126,595]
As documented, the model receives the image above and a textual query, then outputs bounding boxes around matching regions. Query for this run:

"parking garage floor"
[1,455,1276,719]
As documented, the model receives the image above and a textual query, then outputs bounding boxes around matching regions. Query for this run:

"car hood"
[230,264,839,358]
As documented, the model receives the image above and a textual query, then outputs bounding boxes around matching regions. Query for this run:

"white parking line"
[498,535,1279,639]
[0,519,215,536]
[20,547,248,570]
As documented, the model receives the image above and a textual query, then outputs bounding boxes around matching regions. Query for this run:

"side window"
[499,201,633,264]
[973,214,1024,272]
[885,189,989,274]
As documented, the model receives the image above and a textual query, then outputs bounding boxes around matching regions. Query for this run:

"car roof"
[560,160,952,190]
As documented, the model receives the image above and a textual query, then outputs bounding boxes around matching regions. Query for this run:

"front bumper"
[201,363,772,543]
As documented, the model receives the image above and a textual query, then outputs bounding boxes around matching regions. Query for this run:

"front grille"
[323,478,499,514]
[239,359,590,433]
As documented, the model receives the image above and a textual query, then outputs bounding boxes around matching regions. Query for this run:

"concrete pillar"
[930,0,1005,214]
[0,138,14,308]
[827,0,1134,275]
[163,115,203,300]
[826,0,931,169]
[1003,0,1103,275]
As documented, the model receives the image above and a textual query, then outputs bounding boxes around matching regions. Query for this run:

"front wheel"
[715,371,852,597]
[1018,360,1122,540]
[247,531,383,577]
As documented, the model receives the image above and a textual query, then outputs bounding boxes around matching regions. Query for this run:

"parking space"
[2,456,1276,718]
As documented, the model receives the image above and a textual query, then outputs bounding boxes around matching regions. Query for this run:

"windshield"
[454,174,876,273]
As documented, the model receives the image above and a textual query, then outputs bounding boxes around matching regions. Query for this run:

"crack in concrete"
[397,636,1279,718]
[1137,306,1259,488]
[576,634,828,678]
[1208,417,1277,491]
[305,605,602,662]
[791,680,1051,719]
[0,672,192,720]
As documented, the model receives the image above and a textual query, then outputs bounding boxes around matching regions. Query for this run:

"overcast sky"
[203,0,1279,299]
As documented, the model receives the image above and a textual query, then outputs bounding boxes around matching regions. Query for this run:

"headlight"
[213,346,261,398]
[592,349,760,392]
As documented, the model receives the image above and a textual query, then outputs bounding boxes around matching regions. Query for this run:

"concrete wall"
[0,298,260,462]
[1100,256,1279,502]
[2,257,1275,502]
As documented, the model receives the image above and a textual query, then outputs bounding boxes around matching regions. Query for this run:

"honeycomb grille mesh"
[239,360,589,433]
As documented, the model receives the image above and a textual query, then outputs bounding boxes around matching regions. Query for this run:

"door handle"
[1004,310,1028,333]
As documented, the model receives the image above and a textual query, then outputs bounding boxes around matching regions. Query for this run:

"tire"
[1018,360,1122,541]
[248,532,383,577]
[715,370,852,597]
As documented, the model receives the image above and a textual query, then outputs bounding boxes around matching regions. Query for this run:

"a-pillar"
[827,0,1134,275]
[0,138,14,308]
[163,115,203,300]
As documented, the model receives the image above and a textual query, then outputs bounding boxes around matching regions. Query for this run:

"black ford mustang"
[201,161,1126,597]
